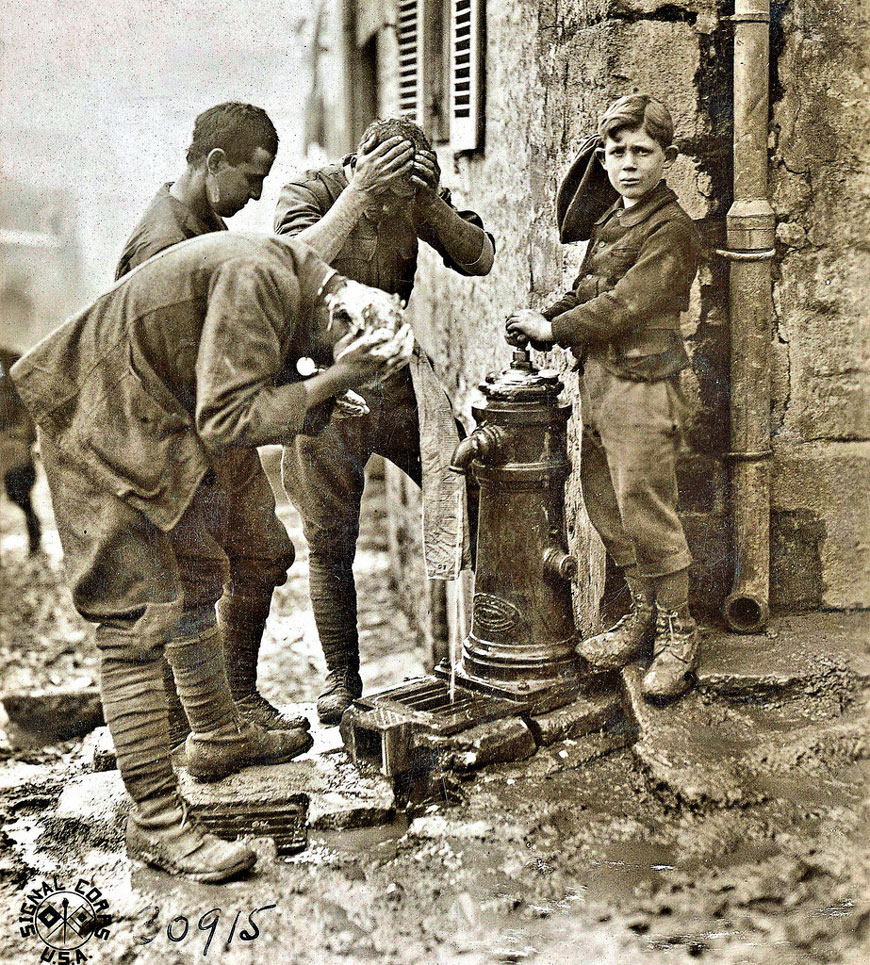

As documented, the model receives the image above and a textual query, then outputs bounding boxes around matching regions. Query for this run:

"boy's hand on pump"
[505,309,554,347]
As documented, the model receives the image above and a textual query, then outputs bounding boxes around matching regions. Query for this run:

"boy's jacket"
[546,181,700,381]
[556,135,619,243]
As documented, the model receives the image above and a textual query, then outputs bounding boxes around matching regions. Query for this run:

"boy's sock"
[624,565,655,606]
[652,568,689,612]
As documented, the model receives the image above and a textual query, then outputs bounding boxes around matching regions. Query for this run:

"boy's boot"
[100,652,255,882]
[577,577,656,669]
[642,605,699,701]
[218,594,310,732]
[164,625,313,783]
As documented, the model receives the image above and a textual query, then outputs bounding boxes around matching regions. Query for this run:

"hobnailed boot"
[165,626,312,784]
[316,667,363,726]
[577,586,656,669]
[185,717,312,783]
[642,606,700,701]
[219,595,310,733]
[100,651,255,882]
[126,799,255,883]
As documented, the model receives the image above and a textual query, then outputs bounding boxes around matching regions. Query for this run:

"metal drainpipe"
[719,0,777,633]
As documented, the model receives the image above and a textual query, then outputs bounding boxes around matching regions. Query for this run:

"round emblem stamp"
[19,877,111,963]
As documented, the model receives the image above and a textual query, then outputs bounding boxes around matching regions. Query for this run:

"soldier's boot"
[308,544,363,726]
[219,594,310,733]
[165,626,312,784]
[577,582,656,669]
[100,651,255,882]
[641,605,700,702]
[316,662,363,727]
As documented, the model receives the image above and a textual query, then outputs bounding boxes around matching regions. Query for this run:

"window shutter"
[397,0,422,123]
[450,0,483,151]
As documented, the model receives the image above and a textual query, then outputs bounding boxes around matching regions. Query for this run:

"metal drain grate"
[341,677,521,776]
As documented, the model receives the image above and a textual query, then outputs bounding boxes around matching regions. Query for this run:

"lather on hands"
[327,279,415,386]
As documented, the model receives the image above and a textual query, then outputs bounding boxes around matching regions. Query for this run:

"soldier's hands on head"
[410,150,441,212]
[352,135,415,199]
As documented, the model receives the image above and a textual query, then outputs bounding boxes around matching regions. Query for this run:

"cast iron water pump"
[441,336,581,713]
[341,337,586,776]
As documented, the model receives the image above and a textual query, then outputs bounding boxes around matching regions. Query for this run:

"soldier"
[274,117,495,724]
[116,102,295,744]
[11,232,413,880]
[1,288,41,555]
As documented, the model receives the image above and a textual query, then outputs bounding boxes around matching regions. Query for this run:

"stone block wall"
[375,0,868,645]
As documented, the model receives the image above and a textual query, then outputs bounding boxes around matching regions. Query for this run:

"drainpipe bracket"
[716,247,777,262]
[723,12,771,24]
[725,449,773,461]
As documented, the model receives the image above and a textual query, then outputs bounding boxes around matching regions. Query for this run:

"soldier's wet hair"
[359,117,433,155]
[186,102,279,166]
[598,94,674,150]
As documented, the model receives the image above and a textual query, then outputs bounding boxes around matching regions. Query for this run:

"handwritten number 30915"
[135,904,277,955]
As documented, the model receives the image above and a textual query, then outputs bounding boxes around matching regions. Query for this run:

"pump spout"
[448,424,505,474]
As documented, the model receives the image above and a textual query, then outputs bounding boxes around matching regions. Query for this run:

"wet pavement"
[1,454,868,964]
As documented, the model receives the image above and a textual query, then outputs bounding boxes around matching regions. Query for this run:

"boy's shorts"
[580,359,692,579]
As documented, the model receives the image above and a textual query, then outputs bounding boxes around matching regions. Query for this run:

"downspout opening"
[723,591,769,635]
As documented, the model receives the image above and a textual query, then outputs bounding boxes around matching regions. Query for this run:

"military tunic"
[12,235,332,654]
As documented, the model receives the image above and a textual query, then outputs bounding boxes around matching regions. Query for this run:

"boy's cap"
[556,134,619,243]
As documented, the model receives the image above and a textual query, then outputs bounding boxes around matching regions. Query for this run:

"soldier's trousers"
[281,369,424,673]
[580,360,692,580]
[40,435,295,660]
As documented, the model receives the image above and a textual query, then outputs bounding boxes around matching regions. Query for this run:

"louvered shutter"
[450,0,483,151]
[397,0,423,122]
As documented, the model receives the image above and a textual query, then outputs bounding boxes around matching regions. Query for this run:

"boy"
[506,94,701,701]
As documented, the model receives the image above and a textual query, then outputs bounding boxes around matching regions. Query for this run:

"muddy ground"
[1,453,867,965]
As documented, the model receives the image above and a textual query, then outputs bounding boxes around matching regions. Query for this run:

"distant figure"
[115,103,292,748]
[1,288,41,554]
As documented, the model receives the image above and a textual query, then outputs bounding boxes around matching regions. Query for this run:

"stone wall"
[373,0,868,645]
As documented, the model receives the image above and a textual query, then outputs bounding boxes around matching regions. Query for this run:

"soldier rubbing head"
[353,117,440,217]
[186,102,279,218]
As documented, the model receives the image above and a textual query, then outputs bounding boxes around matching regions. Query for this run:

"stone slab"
[698,612,870,698]
[414,716,537,773]
[1,686,103,743]
[178,749,395,834]
[621,664,870,808]
[52,743,396,856]
[527,688,623,746]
